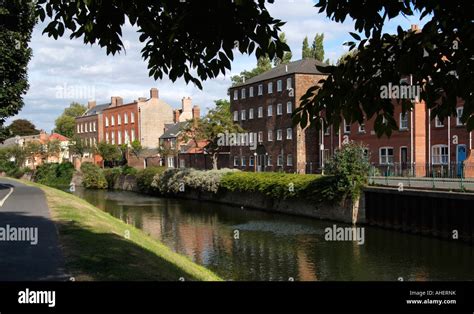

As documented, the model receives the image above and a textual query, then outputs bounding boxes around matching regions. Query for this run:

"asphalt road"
[0,178,68,281]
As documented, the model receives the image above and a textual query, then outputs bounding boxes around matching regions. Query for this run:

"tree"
[7,145,27,167]
[68,136,88,158]
[294,0,474,136]
[311,33,325,61]
[302,36,312,58]
[54,102,87,138]
[24,141,42,169]
[43,139,61,161]
[181,99,243,169]
[273,33,292,66]
[8,119,39,136]
[95,142,121,168]
[0,0,35,126]
[130,140,143,159]
[231,56,273,86]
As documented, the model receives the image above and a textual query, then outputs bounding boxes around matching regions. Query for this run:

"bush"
[81,162,107,189]
[220,171,321,200]
[34,162,74,188]
[154,168,238,194]
[136,166,166,194]
[121,165,138,176]
[103,167,122,189]
[324,142,370,201]
[0,160,26,179]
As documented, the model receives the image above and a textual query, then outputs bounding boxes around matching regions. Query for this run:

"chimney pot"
[150,88,159,99]
[110,96,123,107]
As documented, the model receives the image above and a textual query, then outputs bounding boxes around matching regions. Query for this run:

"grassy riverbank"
[15,178,222,281]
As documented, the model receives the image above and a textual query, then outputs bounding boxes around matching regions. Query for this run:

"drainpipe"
[410,110,414,174]
[320,119,324,171]
[448,116,451,173]
[428,109,431,168]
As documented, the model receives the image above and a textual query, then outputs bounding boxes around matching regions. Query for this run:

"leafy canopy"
[293,0,474,136]
[36,0,289,89]
[0,0,35,125]
[8,119,40,136]
[54,102,87,138]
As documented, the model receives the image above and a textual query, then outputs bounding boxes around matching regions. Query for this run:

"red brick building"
[229,58,326,173]
[102,96,139,146]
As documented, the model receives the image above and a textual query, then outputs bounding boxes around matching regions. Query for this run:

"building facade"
[229,59,327,173]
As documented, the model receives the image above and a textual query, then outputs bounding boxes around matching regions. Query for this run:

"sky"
[9,0,426,132]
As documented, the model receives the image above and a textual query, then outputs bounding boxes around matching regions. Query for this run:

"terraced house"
[229,58,327,173]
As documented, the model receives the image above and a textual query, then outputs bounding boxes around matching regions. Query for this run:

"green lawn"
[17,179,222,281]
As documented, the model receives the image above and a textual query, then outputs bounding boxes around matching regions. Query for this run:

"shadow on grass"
[55,219,205,281]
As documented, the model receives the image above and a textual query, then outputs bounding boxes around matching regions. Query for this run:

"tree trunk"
[212,153,218,170]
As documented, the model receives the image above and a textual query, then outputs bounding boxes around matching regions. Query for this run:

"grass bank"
[16,178,222,281]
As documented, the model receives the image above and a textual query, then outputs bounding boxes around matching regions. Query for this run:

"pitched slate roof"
[232,58,328,87]
[82,103,110,116]
[160,122,187,139]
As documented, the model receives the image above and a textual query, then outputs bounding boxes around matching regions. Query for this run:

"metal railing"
[369,162,474,191]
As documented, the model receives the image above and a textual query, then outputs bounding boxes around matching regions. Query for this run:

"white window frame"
[379,147,394,165]
[344,119,351,134]
[268,130,273,142]
[131,129,135,141]
[258,84,263,96]
[286,102,292,114]
[117,131,122,145]
[358,122,365,133]
[432,145,448,165]
[287,154,293,166]
[249,156,255,167]
[241,109,246,121]
[241,156,246,167]
[286,128,292,140]
[111,116,115,126]
[267,105,273,117]
[117,114,121,125]
[111,132,115,145]
[268,82,273,94]
[400,113,408,130]
[286,77,292,90]
[258,106,263,118]
[277,80,282,92]
[124,113,128,124]
[249,108,254,120]
[131,112,135,123]
[249,86,254,98]
[241,88,246,99]
[435,116,444,127]
[277,103,283,115]
[456,107,464,126]
[258,131,263,143]
[277,154,283,166]
[233,111,239,122]
[233,156,239,167]
[233,90,238,100]
[276,129,282,141]
[267,155,272,166]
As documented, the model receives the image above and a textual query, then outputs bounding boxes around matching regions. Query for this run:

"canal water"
[73,188,474,281]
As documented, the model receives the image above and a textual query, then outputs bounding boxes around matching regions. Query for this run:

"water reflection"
[73,188,474,281]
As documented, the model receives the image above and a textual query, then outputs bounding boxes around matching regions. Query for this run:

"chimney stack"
[87,100,96,110]
[192,105,200,120]
[111,96,123,107]
[173,109,181,123]
[181,97,192,112]
[411,24,420,32]
[150,88,159,99]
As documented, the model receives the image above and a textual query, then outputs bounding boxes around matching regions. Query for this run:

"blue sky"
[9,0,427,132]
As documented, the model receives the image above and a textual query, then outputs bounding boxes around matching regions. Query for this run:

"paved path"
[0,178,68,281]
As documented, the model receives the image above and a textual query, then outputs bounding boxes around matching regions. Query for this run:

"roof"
[82,103,110,117]
[49,133,69,141]
[160,122,187,139]
[232,58,328,87]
